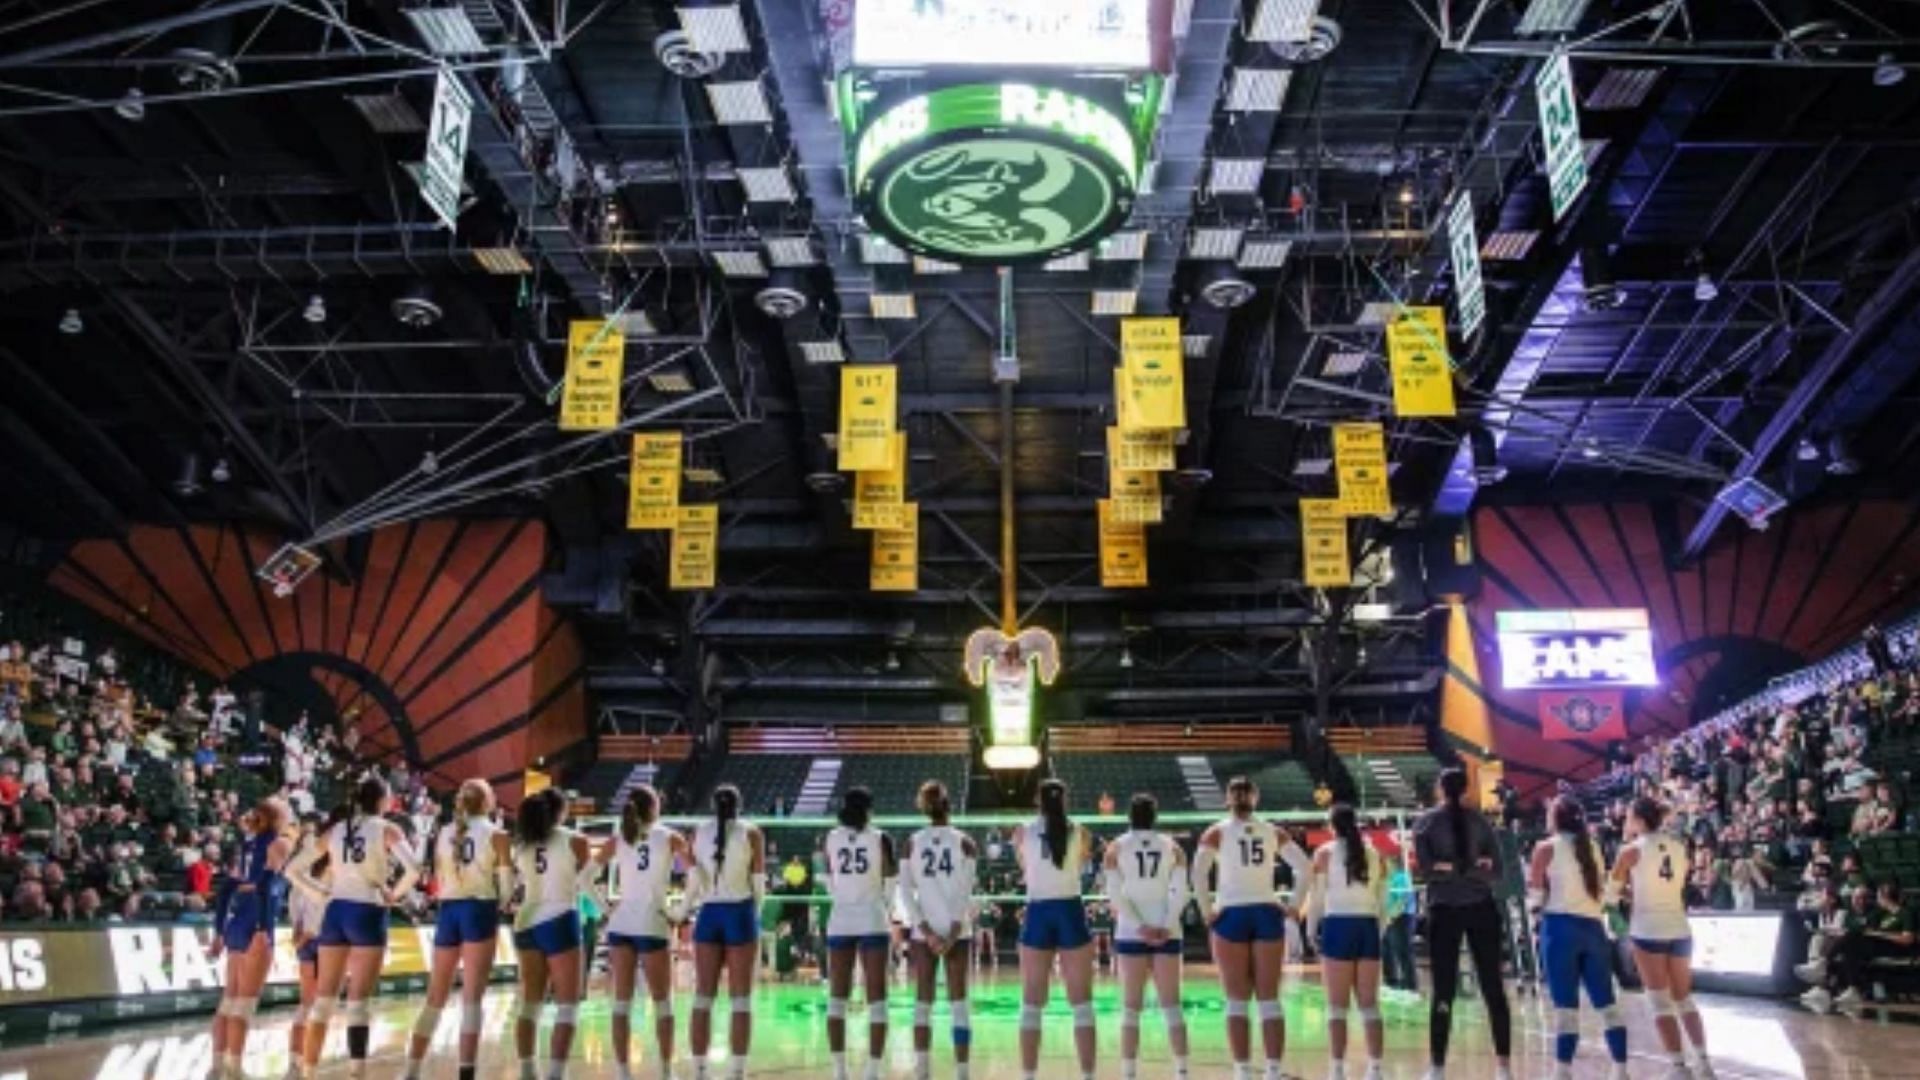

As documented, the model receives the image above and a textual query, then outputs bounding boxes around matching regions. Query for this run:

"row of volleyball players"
[811,775,1396,1080]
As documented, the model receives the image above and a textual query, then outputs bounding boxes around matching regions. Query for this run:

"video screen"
[1688,913,1781,978]
[853,0,1158,70]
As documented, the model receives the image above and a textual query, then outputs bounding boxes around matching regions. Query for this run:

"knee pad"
[1073,1002,1095,1029]
[345,1000,371,1027]
[827,998,848,1020]
[692,995,714,1014]
[1554,1007,1580,1037]
[461,1003,484,1035]
[1602,1003,1625,1030]
[655,996,676,1021]
[1120,1006,1141,1031]
[411,1005,443,1040]
[949,1001,970,1030]
[231,997,260,1021]
[913,1002,932,1027]
[1357,1006,1379,1023]
[1674,995,1699,1019]
[613,999,633,1019]
[1257,1000,1283,1023]
[552,1003,578,1026]
[1325,1005,1348,1022]
[214,998,235,1018]
[731,997,751,1015]
[309,999,336,1028]
[1645,988,1675,1017]
[1019,1005,1043,1032]
[1162,1004,1185,1030]
[290,1004,311,1027]
[513,998,541,1025]
[867,1001,887,1025]
[1224,998,1249,1019]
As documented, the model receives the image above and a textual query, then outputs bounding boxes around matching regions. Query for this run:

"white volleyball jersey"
[692,818,756,902]
[825,825,891,937]
[1544,833,1607,919]
[1319,838,1384,917]
[435,818,504,901]
[287,839,328,936]
[514,827,580,930]
[905,825,975,940]
[609,825,676,938]
[1020,819,1085,901]
[1212,817,1282,909]
[1111,830,1182,941]
[326,816,392,905]
[1626,832,1691,940]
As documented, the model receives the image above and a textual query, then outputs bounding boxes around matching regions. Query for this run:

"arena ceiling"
[2,1,1920,731]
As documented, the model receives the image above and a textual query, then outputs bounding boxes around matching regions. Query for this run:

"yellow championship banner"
[1098,500,1149,587]
[1300,497,1351,587]
[1386,306,1456,417]
[626,432,682,530]
[1119,317,1185,430]
[1109,464,1163,525]
[852,433,909,530]
[1333,422,1392,517]
[669,505,718,589]
[558,319,625,430]
[1108,425,1176,473]
[870,503,919,591]
[838,365,898,471]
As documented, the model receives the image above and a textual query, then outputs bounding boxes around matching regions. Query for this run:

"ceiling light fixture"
[115,87,145,122]
[1579,246,1624,311]
[1796,435,1821,462]
[1469,425,1506,485]
[303,294,326,324]
[209,457,232,484]
[58,307,83,335]
[1875,53,1907,88]
[1694,271,1718,303]
[1118,645,1134,670]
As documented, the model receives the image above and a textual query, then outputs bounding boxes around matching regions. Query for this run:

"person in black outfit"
[1412,768,1513,1080]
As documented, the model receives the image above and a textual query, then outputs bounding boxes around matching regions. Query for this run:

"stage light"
[1876,54,1907,88]
[58,308,83,335]
[115,87,145,122]
[209,457,232,484]
[303,293,326,324]
[1694,271,1719,303]
[1470,425,1506,485]
[1119,646,1134,670]
[420,450,440,475]
[1196,262,1256,309]
[1796,435,1821,462]
[885,650,900,672]
[1580,246,1624,311]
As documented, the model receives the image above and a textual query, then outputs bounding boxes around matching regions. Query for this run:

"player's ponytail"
[1039,778,1070,869]
[917,780,950,825]
[1630,795,1666,834]
[1439,767,1471,872]
[1129,793,1158,831]
[839,786,873,831]
[1332,803,1368,884]
[454,779,491,867]
[712,784,741,875]
[516,788,560,847]
[1553,797,1603,900]
[621,784,658,845]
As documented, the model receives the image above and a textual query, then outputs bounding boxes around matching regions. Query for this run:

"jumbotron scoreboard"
[836,0,1172,265]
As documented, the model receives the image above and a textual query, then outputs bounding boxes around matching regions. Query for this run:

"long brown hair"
[1330,803,1369,884]
[1038,778,1071,869]
[621,784,659,845]
[1552,798,1602,900]
[917,780,951,824]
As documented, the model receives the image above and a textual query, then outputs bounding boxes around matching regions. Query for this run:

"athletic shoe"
[1835,987,1863,1007]
[1691,1059,1717,1080]
[1540,1066,1573,1080]
[1606,1065,1630,1080]
[1801,987,1833,1013]
[1325,1064,1346,1080]
[1420,1068,1445,1080]
[1495,1066,1514,1080]
[1664,1063,1694,1080]
[1793,961,1826,983]
[1363,1064,1383,1080]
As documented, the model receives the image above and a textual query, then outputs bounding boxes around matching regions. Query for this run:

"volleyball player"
[1412,768,1512,1080]
[899,780,978,1080]
[1193,777,1310,1080]
[1013,778,1097,1080]
[209,797,293,1080]
[1309,804,1386,1080]
[1529,799,1629,1080]
[406,780,513,1080]
[688,784,765,1080]
[294,774,421,1080]
[823,787,896,1080]
[598,783,689,1080]
[1611,797,1713,1080]
[284,812,333,1080]
[510,787,593,1080]
[1102,793,1192,1080]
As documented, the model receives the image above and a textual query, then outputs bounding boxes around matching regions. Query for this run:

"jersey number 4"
[837,847,870,875]
[920,847,953,877]
[1658,853,1674,881]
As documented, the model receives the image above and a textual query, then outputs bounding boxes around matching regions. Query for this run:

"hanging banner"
[1333,422,1392,517]
[1538,688,1628,742]
[1114,365,1135,431]
[1108,425,1176,473]
[420,69,472,230]
[1300,497,1350,588]
[1109,466,1163,525]
[1098,499,1149,588]
[1386,306,1456,418]
[1536,51,1588,222]
[626,432,682,530]
[558,319,625,431]
[669,505,718,590]
[852,433,909,530]
[837,365,898,471]
[870,503,919,591]
[1119,317,1185,431]
[1446,191,1487,339]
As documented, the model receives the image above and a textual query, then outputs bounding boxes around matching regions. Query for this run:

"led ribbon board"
[851,82,1142,265]
[1495,608,1658,690]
